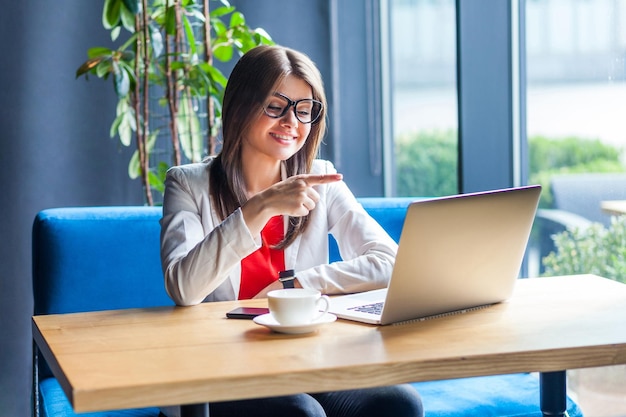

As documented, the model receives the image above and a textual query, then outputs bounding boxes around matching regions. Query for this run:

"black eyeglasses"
[263,93,323,124]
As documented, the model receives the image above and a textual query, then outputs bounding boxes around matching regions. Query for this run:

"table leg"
[540,370,569,417]
[33,341,40,417]
[180,403,209,417]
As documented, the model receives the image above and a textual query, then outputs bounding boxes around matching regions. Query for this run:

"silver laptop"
[329,185,541,325]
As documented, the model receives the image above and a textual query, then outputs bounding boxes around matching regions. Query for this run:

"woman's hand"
[241,173,342,236]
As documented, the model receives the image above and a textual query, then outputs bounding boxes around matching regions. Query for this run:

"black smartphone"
[226,307,269,319]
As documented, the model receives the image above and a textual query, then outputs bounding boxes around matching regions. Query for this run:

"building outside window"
[527,0,626,219]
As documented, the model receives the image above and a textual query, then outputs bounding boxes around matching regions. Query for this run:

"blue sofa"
[32,200,583,417]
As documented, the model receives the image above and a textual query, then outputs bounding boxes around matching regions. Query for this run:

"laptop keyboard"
[348,301,384,315]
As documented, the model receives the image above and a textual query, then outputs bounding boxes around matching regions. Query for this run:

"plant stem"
[132,9,153,206]
[165,2,182,168]
[140,0,153,206]
[203,0,217,155]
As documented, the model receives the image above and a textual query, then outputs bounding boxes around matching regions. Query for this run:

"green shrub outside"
[394,131,625,205]
[394,131,626,281]
[394,129,457,197]
[542,216,626,283]
[528,135,625,208]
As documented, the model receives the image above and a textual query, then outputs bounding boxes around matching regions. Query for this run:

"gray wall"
[0,3,143,416]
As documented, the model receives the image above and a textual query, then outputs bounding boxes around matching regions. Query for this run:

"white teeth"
[272,133,296,141]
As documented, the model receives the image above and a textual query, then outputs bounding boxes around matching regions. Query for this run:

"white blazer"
[160,158,397,306]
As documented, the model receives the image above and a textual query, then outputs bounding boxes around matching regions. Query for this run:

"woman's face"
[242,74,313,165]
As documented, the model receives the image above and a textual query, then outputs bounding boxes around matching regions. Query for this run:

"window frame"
[330,0,527,196]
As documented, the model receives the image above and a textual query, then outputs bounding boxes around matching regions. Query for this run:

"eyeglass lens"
[264,94,322,124]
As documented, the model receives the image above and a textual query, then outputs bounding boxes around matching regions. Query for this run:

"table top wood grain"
[33,274,626,413]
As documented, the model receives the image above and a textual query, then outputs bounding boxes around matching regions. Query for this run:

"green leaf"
[128,131,158,179]
[148,170,165,193]
[170,61,186,71]
[110,113,123,139]
[210,5,235,19]
[177,94,204,162]
[115,98,135,146]
[149,23,164,57]
[157,161,170,181]
[213,43,233,62]
[75,56,106,78]
[253,28,274,45]
[182,15,197,56]
[111,26,122,41]
[128,150,140,179]
[117,61,137,90]
[112,61,130,97]
[118,117,133,147]
[189,9,206,24]
[165,5,177,35]
[120,50,135,61]
[120,4,136,32]
[87,47,113,59]
[211,20,227,37]
[229,11,245,27]
[95,60,113,78]
[103,0,122,30]
[236,34,257,54]
[121,0,139,14]
[111,106,135,146]
[205,65,228,88]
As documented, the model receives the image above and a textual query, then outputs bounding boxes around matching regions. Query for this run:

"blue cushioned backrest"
[329,198,416,262]
[32,208,168,417]
[34,201,416,316]
[32,206,174,316]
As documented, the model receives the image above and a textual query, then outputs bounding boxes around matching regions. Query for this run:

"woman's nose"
[280,107,299,126]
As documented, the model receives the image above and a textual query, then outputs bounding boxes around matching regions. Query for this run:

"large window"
[527,1,626,415]
[388,0,458,197]
[527,0,626,216]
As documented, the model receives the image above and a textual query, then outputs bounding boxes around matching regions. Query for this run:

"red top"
[238,216,285,299]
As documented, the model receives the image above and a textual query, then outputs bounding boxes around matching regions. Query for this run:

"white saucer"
[253,313,337,334]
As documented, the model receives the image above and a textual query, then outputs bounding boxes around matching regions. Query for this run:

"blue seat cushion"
[412,373,583,417]
[40,373,583,417]
[39,378,160,417]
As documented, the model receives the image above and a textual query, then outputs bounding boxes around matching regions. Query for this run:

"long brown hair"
[209,45,327,247]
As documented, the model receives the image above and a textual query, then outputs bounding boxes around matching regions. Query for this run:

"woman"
[160,45,423,417]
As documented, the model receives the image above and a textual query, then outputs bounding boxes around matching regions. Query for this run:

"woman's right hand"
[241,173,342,236]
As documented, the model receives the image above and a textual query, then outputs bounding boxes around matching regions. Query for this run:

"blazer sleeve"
[159,164,259,306]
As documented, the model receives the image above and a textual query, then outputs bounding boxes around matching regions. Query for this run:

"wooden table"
[33,275,626,417]
[601,200,626,216]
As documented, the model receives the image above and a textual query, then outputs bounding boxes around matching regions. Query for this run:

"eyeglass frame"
[263,93,324,124]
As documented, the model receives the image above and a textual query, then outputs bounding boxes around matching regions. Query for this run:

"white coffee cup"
[267,288,330,326]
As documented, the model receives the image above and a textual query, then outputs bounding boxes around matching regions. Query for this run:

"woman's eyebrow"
[273,92,313,101]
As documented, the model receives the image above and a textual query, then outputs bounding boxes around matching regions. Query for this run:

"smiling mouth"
[271,132,297,141]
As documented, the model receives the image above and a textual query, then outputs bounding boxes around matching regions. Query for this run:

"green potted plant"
[76,0,274,205]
